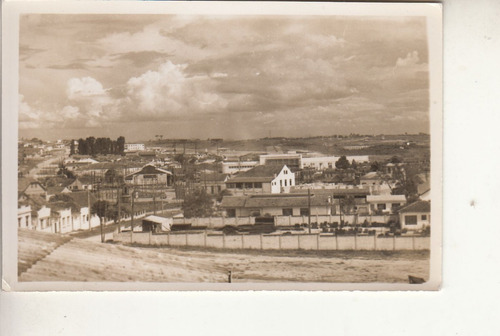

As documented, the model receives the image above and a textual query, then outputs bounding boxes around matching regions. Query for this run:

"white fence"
[172,214,392,229]
[113,231,430,251]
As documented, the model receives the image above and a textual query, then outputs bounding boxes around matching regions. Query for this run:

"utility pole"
[308,188,311,234]
[153,181,157,215]
[87,188,91,231]
[131,188,135,238]
[117,186,122,233]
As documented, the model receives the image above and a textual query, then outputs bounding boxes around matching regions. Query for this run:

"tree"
[91,200,109,242]
[390,156,402,164]
[70,140,76,156]
[116,136,125,155]
[182,189,214,218]
[351,159,358,170]
[335,155,350,170]
[370,161,380,172]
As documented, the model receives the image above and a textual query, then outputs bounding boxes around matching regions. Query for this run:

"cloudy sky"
[19,14,429,141]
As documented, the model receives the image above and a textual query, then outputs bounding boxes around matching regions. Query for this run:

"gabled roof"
[125,164,172,178]
[399,201,430,213]
[18,194,49,211]
[18,177,45,193]
[46,186,71,195]
[66,191,98,208]
[226,165,287,183]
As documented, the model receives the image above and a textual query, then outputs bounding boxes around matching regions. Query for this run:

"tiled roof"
[399,201,430,213]
[18,177,44,193]
[367,195,406,203]
[19,194,49,211]
[220,196,247,208]
[199,173,228,182]
[221,193,333,208]
[67,191,98,208]
[227,165,285,183]
[126,164,172,177]
[291,188,370,196]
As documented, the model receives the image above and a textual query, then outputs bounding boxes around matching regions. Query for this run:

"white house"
[399,201,431,231]
[367,194,407,214]
[17,205,32,229]
[225,165,295,195]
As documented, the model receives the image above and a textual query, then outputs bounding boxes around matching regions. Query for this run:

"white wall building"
[367,195,406,214]
[221,161,259,174]
[125,143,145,151]
[18,205,32,229]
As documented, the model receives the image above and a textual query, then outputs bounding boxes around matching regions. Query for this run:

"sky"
[19,14,430,142]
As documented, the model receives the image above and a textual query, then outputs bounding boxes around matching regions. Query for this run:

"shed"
[141,215,172,232]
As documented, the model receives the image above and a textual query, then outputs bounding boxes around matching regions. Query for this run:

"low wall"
[113,231,430,251]
[173,214,392,229]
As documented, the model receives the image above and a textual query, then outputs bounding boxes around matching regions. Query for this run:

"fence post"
[149,230,152,245]
[412,235,416,250]
[354,233,357,250]
[335,234,338,250]
[235,216,238,225]
[317,234,320,250]
[279,235,282,250]
[223,233,226,249]
[374,234,377,250]
[241,234,245,249]
[393,235,396,251]
[298,234,301,250]
[130,231,133,244]
[185,233,188,246]
[289,215,291,226]
[204,230,207,247]
[260,234,263,250]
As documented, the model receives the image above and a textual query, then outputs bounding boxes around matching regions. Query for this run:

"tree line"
[71,136,125,156]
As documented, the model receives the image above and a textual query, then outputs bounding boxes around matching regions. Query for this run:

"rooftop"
[399,201,431,213]
[227,165,286,183]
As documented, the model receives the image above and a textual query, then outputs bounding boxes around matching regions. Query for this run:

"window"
[405,215,417,225]
[284,180,287,187]
[254,182,262,188]
[18,218,21,228]
[280,180,282,187]
[282,208,293,216]
[391,203,401,209]
[377,204,387,210]
[300,208,310,216]
[421,215,427,220]
[289,179,292,186]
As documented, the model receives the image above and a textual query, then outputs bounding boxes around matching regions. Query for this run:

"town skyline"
[19,14,430,141]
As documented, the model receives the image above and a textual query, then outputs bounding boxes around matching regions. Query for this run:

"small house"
[399,201,431,231]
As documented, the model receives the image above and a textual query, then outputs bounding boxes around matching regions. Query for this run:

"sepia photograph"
[3,1,442,290]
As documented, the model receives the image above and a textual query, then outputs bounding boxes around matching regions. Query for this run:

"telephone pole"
[308,188,312,234]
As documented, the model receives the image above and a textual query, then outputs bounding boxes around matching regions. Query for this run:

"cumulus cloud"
[125,61,228,118]
[67,77,107,99]
[396,51,420,67]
